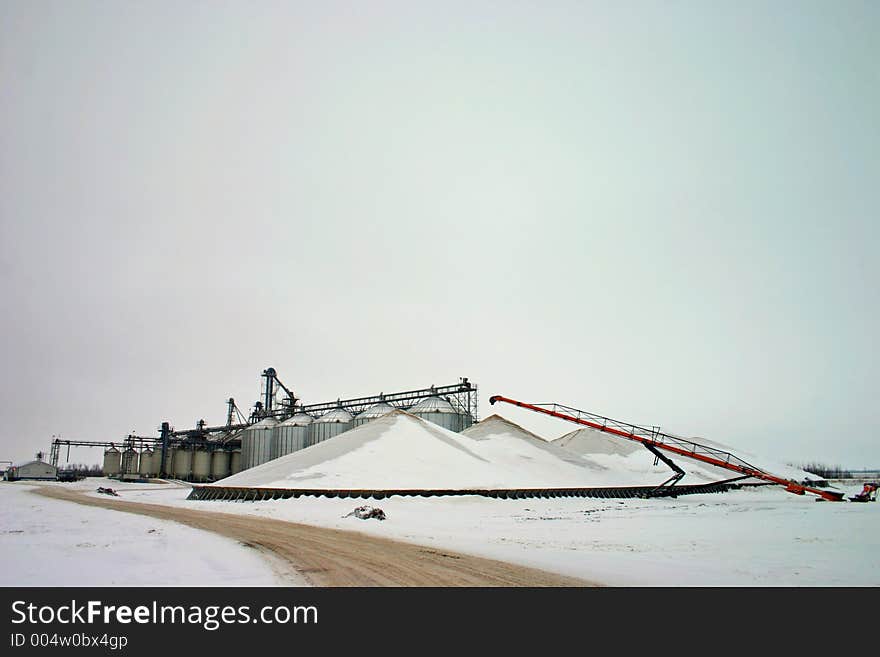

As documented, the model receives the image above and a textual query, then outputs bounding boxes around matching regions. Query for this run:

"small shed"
[6,457,57,481]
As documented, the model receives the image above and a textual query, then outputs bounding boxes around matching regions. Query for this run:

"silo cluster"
[121,390,473,482]
[234,396,472,471]
[99,376,477,483]
[147,444,239,482]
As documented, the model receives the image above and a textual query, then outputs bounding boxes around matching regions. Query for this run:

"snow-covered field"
[5,412,876,587]
[41,475,878,587]
[0,482,304,586]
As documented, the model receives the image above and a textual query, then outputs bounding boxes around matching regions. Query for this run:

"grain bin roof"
[355,402,396,419]
[408,396,457,414]
[315,408,353,423]
[250,417,279,429]
[281,412,314,426]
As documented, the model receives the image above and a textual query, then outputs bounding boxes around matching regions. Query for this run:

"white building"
[5,456,57,481]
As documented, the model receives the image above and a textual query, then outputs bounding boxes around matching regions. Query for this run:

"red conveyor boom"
[489,395,844,502]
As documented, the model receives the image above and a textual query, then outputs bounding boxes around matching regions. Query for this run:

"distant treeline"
[795,463,853,479]
[58,463,103,477]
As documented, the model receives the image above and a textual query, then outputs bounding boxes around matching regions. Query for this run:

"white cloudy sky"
[1,1,877,469]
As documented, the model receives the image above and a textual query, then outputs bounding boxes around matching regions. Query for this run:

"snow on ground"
[0,481,306,586]
[11,413,872,587]
[220,411,650,489]
[109,478,879,586]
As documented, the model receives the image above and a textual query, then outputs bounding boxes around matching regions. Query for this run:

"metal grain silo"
[138,449,155,477]
[240,431,252,469]
[103,447,121,476]
[311,408,353,444]
[229,449,242,474]
[192,449,212,482]
[408,396,462,432]
[275,412,313,458]
[210,450,231,480]
[240,417,278,470]
[353,402,395,427]
[172,446,192,479]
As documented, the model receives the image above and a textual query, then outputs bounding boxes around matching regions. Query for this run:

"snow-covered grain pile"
[553,427,824,485]
[553,427,736,483]
[555,427,642,457]
[462,415,620,478]
[216,411,649,489]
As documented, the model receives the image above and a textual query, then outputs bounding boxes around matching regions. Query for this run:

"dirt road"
[34,486,594,587]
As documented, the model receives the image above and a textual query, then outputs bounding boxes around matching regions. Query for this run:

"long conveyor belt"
[187,480,754,502]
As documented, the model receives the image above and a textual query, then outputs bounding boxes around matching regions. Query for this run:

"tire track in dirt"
[33,486,595,587]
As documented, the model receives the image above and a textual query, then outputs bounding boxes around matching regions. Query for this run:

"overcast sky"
[1,1,877,470]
